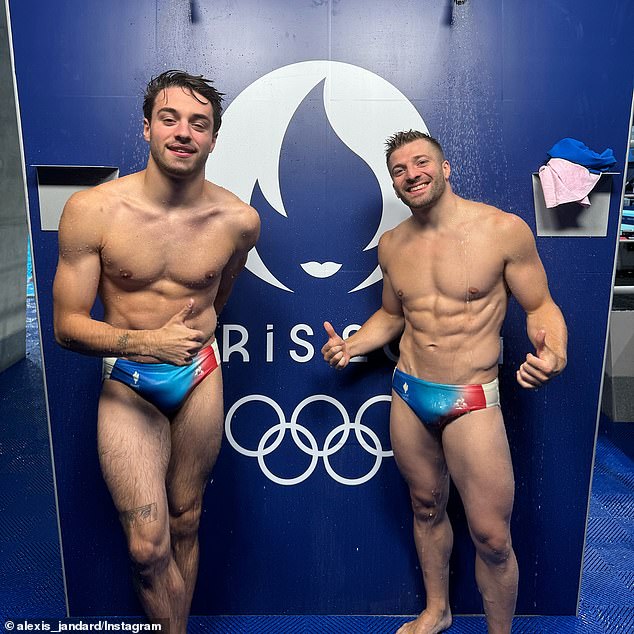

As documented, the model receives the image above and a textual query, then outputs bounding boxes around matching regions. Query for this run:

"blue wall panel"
[8,0,634,618]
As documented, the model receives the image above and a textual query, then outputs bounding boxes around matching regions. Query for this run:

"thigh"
[166,367,224,506]
[390,392,450,500]
[98,379,171,534]
[442,407,515,530]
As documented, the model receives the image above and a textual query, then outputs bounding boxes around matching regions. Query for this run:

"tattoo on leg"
[121,502,158,527]
[117,332,129,353]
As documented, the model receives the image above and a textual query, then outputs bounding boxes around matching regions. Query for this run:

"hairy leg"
[167,367,223,611]
[442,407,518,634]
[97,380,187,633]
[391,394,453,634]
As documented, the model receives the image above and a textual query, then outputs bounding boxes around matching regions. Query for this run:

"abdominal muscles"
[100,276,219,347]
[399,292,506,385]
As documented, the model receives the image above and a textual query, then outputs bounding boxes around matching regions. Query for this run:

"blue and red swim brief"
[102,340,220,415]
[392,367,500,427]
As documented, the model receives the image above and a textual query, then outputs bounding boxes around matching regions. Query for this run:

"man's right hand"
[153,300,206,365]
[322,321,351,370]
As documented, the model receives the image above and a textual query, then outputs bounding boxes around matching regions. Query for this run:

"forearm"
[345,307,405,358]
[54,312,155,358]
[527,302,568,368]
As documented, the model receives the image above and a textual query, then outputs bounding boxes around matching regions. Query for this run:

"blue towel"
[547,138,616,172]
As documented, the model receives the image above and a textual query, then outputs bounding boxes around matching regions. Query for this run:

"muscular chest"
[101,211,234,290]
[390,232,505,306]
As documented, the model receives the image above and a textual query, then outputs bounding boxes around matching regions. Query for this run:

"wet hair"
[385,130,445,165]
[143,70,224,135]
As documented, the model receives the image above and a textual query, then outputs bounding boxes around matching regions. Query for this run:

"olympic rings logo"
[225,394,393,486]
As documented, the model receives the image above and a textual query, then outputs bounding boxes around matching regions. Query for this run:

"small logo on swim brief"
[194,366,204,378]
[403,382,408,393]
[454,397,467,410]
[132,370,140,385]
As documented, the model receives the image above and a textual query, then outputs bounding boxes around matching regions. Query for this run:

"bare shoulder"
[62,173,139,218]
[463,199,532,237]
[59,173,143,247]
[57,189,106,254]
[62,183,106,218]
[378,217,413,253]
[205,181,260,244]
[59,182,112,239]
[481,205,537,259]
[377,220,404,268]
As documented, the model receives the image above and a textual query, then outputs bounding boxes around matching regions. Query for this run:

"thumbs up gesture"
[153,300,206,365]
[516,329,564,389]
[321,321,351,370]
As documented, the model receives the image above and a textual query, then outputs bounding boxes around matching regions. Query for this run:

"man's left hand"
[516,329,565,389]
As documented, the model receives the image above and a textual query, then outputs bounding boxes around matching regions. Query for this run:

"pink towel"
[538,158,601,208]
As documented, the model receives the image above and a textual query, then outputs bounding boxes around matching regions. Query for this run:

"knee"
[169,500,202,541]
[410,490,447,525]
[471,526,513,566]
[128,530,171,576]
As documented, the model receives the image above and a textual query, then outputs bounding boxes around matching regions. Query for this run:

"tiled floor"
[0,296,632,632]
[0,297,65,616]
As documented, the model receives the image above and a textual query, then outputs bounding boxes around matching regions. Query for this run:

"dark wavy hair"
[385,130,445,165]
[143,70,224,135]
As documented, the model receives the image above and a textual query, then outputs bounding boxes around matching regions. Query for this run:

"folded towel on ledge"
[538,158,601,208]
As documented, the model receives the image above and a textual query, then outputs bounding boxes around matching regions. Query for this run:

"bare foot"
[395,610,453,634]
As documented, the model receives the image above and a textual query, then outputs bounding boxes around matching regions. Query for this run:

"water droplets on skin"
[461,229,475,380]
[448,212,474,383]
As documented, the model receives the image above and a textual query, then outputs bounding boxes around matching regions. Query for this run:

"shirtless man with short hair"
[322,130,567,634]
[53,70,260,633]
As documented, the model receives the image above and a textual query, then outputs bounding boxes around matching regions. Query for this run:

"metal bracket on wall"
[532,172,618,237]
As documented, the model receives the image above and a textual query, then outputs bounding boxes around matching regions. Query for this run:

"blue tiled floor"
[0,297,65,618]
[1,296,633,632]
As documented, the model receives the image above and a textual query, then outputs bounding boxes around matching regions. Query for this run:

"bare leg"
[443,407,518,634]
[97,380,187,633]
[391,394,453,634]
[167,367,223,612]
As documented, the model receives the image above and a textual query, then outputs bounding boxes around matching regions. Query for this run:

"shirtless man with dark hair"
[53,70,260,633]
[322,130,567,634]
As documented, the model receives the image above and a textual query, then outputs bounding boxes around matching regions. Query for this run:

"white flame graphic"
[206,60,428,293]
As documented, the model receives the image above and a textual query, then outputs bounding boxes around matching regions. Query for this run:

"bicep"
[503,219,552,313]
[378,234,403,317]
[381,269,403,316]
[53,253,101,318]
[220,249,248,286]
[218,208,260,286]
[53,198,102,319]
